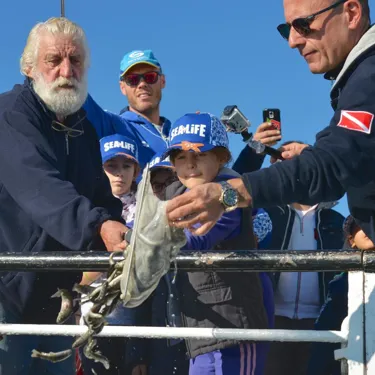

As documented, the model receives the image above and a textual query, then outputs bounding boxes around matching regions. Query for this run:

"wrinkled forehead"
[37,32,85,58]
[283,0,331,21]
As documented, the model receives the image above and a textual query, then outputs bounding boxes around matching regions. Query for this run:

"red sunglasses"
[122,71,161,87]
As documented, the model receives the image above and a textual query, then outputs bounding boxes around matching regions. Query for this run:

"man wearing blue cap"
[83,49,170,169]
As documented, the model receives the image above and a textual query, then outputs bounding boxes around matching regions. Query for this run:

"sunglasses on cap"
[121,71,161,87]
[277,0,347,40]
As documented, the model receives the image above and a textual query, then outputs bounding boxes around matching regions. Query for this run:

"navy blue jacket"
[242,26,375,242]
[0,80,122,322]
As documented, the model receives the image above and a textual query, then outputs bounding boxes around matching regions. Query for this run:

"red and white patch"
[337,110,374,134]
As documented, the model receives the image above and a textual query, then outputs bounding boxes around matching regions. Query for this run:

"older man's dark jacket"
[0,80,122,323]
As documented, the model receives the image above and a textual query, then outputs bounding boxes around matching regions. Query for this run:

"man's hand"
[253,122,282,147]
[99,220,128,252]
[131,364,147,375]
[166,178,252,236]
[270,142,309,163]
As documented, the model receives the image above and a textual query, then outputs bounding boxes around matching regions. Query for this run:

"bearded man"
[0,17,126,375]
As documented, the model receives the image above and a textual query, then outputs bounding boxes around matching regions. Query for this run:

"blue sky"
[2,0,373,218]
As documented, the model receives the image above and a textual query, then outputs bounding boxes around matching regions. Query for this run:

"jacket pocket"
[196,287,233,304]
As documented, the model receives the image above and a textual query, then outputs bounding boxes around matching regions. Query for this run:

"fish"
[83,338,110,370]
[72,283,96,295]
[31,349,72,363]
[51,288,73,324]
[72,325,94,349]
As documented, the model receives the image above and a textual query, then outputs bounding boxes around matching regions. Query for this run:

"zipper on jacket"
[293,212,304,319]
[293,272,302,319]
[317,210,327,299]
[140,123,169,146]
[182,313,192,358]
[280,208,292,250]
[65,133,69,155]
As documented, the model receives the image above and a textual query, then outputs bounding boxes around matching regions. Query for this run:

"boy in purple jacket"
[163,113,269,375]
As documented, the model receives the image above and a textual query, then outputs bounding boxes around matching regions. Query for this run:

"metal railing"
[1,250,374,374]
[0,249,371,272]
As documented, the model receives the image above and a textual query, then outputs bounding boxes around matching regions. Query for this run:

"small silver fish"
[72,326,93,349]
[72,283,96,295]
[31,349,72,363]
[51,288,73,324]
[83,339,110,370]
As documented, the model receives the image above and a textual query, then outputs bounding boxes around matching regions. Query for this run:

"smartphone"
[263,108,281,133]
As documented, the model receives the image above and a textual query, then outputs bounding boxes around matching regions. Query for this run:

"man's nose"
[137,78,149,89]
[59,58,73,78]
[288,27,306,49]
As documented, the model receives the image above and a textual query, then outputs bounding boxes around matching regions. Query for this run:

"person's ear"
[345,0,363,30]
[119,80,128,97]
[160,74,166,89]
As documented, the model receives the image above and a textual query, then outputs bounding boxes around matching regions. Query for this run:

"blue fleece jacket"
[83,95,171,168]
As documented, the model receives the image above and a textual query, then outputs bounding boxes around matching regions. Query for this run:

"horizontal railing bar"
[0,324,347,343]
[0,250,367,272]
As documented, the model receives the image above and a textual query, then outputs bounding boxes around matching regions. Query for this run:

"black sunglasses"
[277,0,347,40]
[121,71,161,87]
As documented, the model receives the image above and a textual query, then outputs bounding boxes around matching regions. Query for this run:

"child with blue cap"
[149,152,177,199]
[79,134,148,375]
[163,112,270,375]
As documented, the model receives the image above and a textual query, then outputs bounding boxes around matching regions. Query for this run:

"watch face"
[223,188,238,207]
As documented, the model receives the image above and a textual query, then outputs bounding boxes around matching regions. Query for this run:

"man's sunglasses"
[121,71,161,87]
[277,0,347,40]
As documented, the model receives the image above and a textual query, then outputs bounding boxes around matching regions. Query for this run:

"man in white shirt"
[265,199,344,375]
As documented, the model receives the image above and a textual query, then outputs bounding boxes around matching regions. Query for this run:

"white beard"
[32,72,88,118]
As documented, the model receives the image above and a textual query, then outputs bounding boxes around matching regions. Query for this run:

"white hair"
[20,17,90,76]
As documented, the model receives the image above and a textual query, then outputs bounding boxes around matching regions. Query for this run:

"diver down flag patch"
[337,110,374,134]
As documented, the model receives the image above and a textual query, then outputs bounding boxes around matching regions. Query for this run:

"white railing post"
[364,271,375,373]
[335,271,365,375]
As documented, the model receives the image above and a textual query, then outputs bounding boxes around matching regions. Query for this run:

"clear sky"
[2,0,373,218]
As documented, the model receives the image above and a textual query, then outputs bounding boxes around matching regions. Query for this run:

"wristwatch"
[218,181,239,212]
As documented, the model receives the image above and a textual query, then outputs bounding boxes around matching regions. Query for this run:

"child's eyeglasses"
[277,0,347,40]
[151,175,178,193]
[122,71,160,87]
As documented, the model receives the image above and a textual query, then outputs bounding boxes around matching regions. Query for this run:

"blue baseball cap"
[163,112,229,159]
[100,134,139,164]
[149,152,174,170]
[119,50,161,78]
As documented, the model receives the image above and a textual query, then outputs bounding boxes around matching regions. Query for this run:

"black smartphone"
[263,108,281,133]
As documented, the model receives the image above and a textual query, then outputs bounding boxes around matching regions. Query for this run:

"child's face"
[151,168,177,199]
[173,150,223,189]
[103,156,137,196]
[350,226,375,250]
